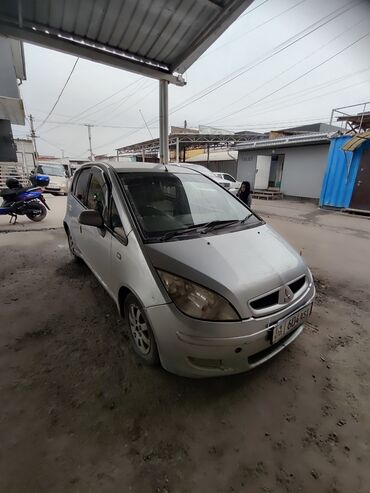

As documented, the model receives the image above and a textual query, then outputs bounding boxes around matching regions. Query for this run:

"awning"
[341,130,370,152]
[0,0,254,86]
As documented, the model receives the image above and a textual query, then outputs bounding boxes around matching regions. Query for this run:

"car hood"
[145,224,308,318]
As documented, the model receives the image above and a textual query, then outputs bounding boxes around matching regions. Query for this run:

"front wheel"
[26,202,47,222]
[67,229,82,262]
[124,294,159,366]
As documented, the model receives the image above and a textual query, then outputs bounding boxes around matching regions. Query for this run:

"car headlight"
[158,270,240,321]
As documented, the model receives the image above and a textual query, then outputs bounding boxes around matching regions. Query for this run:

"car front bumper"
[146,283,315,377]
[45,183,68,193]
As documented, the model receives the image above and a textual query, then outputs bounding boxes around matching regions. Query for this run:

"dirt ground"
[0,198,369,493]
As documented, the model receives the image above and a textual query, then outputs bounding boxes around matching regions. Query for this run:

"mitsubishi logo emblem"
[283,286,293,303]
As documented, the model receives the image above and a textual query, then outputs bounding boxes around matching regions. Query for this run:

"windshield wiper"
[240,213,254,224]
[160,219,242,241]
[160,223,208,241]
[199,219,240,233]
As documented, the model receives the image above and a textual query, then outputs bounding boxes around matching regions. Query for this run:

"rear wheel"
[124,294,159,366]
[25,202,47,222]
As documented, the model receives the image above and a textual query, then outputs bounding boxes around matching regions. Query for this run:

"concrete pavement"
[0,194,67,232]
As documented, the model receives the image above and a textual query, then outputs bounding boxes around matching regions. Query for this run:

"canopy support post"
[176,137,179,164]
[159,80,169,164]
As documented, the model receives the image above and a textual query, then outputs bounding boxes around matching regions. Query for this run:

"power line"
[98,83,156,124]
[36,118,157,129]
[206,15,367,123]
[97,0,362,150]
[203,0,306,58]
[41,76,145,134]
[211,31,370,123]
[198,116,329,130]
[237,67,370,115]
[239,0,270,18]
[139,109,153,139]
[37,57,79,130]
[242,76,370,122]
[77,78,151,123]
[167,0,364,117]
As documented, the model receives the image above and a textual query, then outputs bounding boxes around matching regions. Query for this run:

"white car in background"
[36,163,70,195]
[214,172,241,194]
[181,164,231,190]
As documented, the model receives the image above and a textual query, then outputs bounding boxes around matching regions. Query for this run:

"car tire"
[124,294,159,366]
[67,229,82,262]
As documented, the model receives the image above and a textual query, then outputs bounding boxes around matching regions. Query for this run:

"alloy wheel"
[128,303,151,355]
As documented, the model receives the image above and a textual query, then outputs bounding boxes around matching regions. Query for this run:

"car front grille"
[250,275,307,311]
[289,275,306,294]
[250,290,279,310]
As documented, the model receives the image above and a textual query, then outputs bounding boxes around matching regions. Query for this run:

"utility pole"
[29,114,39,161]
[85,124,94,161]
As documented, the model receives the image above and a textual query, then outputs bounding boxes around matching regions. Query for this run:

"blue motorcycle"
[0,174,50,224]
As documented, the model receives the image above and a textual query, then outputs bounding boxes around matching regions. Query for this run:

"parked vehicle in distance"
[36,163,69,195]
[181,163,231,189]
[214,172,241,193]
[0,174,50,223]
[64,161,315,378]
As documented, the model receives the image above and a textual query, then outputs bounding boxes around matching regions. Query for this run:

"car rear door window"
[74,168,91,206]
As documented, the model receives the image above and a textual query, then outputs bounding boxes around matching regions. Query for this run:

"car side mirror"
[79,210,104,228]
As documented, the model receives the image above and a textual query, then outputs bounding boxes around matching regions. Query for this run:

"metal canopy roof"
[235,133,333,151]
[117,132,261,154]
[0,0,253,86]
[336,114,370,132]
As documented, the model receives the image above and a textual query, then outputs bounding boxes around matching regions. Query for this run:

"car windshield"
[37,165,65,177]
[224,174,236,182]
[119,171,260,241]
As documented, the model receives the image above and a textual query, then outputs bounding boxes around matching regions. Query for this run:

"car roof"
[78,161,206,175]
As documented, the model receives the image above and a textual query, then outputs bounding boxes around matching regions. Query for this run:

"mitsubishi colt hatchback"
[64,161,315,377]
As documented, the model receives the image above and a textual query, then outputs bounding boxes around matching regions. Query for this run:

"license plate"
[271,303,312,344]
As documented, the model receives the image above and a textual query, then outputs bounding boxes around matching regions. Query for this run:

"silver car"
[64,161,315,378]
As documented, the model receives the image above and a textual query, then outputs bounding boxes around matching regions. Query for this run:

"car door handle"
[116,252,122,260]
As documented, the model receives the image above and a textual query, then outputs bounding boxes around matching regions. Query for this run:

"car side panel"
[110,230,168,309]
[66,194,85,254]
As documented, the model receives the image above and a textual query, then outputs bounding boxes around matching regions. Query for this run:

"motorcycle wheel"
[26,202,47,222]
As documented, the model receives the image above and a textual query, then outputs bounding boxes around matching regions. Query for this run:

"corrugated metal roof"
[341,130,370,152]
[236,132,333,151]
[0,0,254,85]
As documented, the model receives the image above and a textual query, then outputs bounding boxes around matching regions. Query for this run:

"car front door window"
[87,173,107,218]
[74,168,91,206]
[225,174,236,182]
[110,199,126,240]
